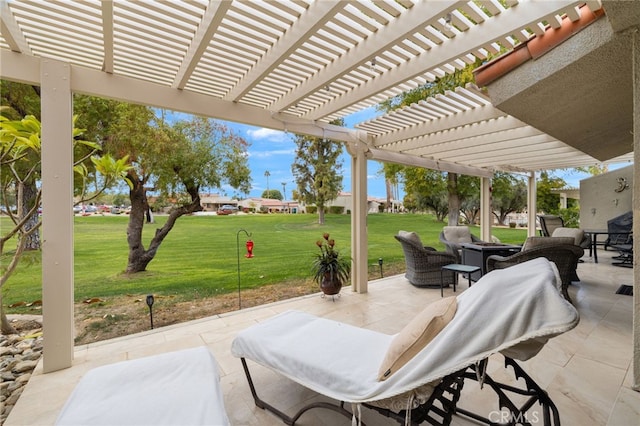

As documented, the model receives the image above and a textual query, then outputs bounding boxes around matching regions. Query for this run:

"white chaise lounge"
[231,258,579,426]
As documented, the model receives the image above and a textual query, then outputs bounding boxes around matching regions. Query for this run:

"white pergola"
[1,0,638,389]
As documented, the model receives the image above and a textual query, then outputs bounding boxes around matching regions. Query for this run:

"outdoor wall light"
[146,294,154,330]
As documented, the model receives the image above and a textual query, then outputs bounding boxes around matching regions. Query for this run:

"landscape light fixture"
[146,294,154,329]
[236,229,253,310]
[378,257,384,278]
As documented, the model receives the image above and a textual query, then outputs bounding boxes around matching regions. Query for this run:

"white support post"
[528,172,537,237]
[41,59,74,372]
[350,141,368,294]
[631,28,639,392]
[480,176,493,241]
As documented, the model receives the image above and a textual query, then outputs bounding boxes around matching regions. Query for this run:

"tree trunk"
[20,182,41,250]
[0,300,17,335]
[317,206,325,225]
[125,175,203,273]
[385,179,392,212]
[125,177,150,273]
[447,173,461,226]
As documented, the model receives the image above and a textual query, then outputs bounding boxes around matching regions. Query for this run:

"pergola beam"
[224,1,343,101]
[101,0,114,74]
[270,0,460,114]
[303,0,577,120]
[0,0,31,53]
[368,147,493,178]
[172,0,231,89]
[0,50,358,145]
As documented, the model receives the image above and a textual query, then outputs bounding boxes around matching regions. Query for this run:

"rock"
[1,358,18,371]
[5,388,22,406]
[1,372,15,381]
[21,351,42,361]
[1,317,43,423]
[16,373,31,384]
[12,360,38,373]
[15,339,35,351]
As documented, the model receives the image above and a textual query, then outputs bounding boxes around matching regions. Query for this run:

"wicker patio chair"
[395,232,457,288]
[439,226,484,263]
[486,236,583,304]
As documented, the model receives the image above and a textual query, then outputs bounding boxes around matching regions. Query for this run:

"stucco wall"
[579,165,633,229]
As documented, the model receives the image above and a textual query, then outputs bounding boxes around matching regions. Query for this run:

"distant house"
[199,193,238,212]
[238,197,299,213]
[550,187,580,209]
[323,192,395,214]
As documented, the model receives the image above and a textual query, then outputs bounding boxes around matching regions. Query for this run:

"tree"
[380,162,404,211]
[402,167,448,221]
[291,120,344,225]
[261,189,282,200]
[1,82,43,251]
[103,112,251,273]
[458,176,481,224]
[264,170,270,197]
[491,172,528,225]
[537,171,567,214]
[0,113,129,334]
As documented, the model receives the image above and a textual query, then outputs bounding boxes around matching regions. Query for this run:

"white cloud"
[247,128,288,143]
[250,149,296,159]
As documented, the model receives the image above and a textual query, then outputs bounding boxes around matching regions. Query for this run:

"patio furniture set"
[57,258,579,426]
[53,217,626,426]
[396,223,586,303]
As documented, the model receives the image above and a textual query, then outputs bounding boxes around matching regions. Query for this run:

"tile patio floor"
[6,249,639,425]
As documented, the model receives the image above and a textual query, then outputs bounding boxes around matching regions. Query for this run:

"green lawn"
[2,213,527,309]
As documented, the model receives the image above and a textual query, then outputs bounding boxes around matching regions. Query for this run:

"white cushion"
[442,226,472,244]
[378,297,457,381]
[398,230,423,247]
[551,227,583,245]
[56,347,229,425]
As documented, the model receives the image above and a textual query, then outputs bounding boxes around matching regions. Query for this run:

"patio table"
[461,242,522,281]
[582,229,632,263]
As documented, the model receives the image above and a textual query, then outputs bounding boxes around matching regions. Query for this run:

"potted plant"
[312,233,351,296]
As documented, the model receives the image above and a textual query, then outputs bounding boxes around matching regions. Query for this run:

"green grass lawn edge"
[2,213,527,311]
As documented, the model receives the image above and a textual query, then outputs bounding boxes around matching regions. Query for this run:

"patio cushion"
[551,227,584,245]
[398,230,423,247]
[442,226,472,244]
[56,346,229,426]
[378,296,457,381]
[521,236,575,251]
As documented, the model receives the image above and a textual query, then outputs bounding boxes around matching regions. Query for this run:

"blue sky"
[220,106,390,200]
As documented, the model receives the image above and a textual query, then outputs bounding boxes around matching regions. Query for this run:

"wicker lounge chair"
[438,226,484,263]
[487,236,583,303]
[395,231,456,288]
